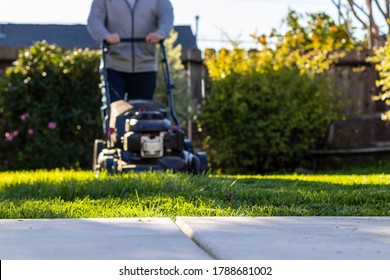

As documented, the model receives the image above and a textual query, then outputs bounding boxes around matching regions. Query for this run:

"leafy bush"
[201,12,345,174]
[0,41,102,170]
[201,60,335,173]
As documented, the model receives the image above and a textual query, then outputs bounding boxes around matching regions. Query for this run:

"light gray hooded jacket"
[87,0,174,73]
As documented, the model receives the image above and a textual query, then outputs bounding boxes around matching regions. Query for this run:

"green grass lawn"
[1,169,390,218]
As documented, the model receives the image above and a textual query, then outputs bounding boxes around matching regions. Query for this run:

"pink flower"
[27,128,34,135]
[12,130,19,137]
[5,132,13,142]
[20,112,30,121]
[109,127,115,135]
[48,122,57,130]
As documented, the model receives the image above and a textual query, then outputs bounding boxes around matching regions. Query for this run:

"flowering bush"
[0,41,102,170]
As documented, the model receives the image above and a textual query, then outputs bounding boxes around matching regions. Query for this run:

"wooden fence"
[324,50,390,149]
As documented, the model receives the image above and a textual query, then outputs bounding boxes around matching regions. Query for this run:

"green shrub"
[0,41,102,170]
[199,11,348,174]
[201,44,338,174]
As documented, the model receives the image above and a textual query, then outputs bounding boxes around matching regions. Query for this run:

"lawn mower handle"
[120,37,147,43]
[102,38,148,50]
[102,37,163,47]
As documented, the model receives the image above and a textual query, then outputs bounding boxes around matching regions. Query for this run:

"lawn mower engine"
[93,100,207,175]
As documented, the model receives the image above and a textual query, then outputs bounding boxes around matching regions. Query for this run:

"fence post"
[0,46,18,73]
[181,48,203,141]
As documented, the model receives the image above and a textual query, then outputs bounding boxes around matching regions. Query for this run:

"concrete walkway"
[1,217,390,260]
[176,217,390,260]
[0,218,211,260]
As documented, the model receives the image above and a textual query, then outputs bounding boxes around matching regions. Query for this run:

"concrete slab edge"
[174,217,219,260]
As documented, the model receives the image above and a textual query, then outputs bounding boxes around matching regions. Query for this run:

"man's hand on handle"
[146,32,164,44]
[104,33,121,45]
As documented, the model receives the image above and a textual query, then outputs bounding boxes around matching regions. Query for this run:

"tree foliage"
[263,10,356,51]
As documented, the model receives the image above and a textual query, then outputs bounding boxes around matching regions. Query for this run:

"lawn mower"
[93,38,207,175]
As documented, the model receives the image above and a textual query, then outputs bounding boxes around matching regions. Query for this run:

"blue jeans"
[106,69,157,102]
